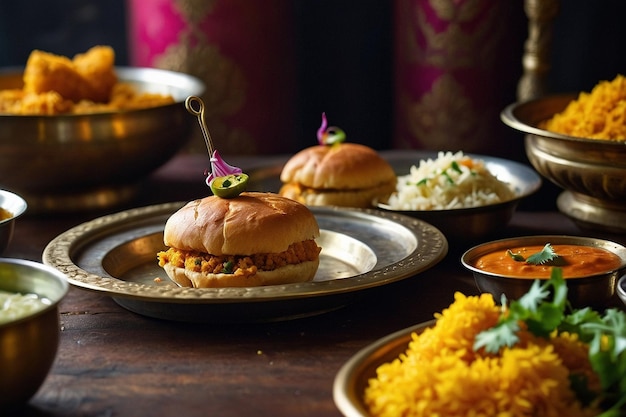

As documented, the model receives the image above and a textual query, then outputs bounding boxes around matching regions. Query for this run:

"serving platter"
[42,203,447,322]
[333,320,434,417]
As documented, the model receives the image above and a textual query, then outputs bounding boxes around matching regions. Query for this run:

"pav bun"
[279,143,396,208]
[158,192,321,288]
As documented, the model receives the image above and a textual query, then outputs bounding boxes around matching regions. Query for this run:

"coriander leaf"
[506,249,525,262]
[473,317,520,354]
[474,269,567,353]
[513,271,566,338]
[526,243,558,265]
[473,268,626,414]
[222,260,234,274]
[550,270,569,308]
[585,327,626,415]
[525,303,564,338]
[450,161,463,174]
[560,307,602,341]
[515,278,551,313]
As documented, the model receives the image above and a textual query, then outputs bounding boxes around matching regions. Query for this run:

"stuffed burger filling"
[158,239,321,278]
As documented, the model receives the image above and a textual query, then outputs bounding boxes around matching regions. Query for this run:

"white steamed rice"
[382,151,515,210]
[0,290,50,324]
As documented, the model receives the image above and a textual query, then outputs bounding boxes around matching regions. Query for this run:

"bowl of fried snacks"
[501,74,626,233]
[0,46,204,212]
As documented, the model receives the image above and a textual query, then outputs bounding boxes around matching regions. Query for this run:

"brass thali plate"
[43,203,447,322]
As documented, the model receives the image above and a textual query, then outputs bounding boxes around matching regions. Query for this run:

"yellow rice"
[364,292,602,417]
[542,74,626,140]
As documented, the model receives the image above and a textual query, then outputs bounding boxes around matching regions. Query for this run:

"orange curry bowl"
[461,235,626,309]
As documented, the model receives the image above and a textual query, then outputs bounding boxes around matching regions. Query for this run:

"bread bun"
[159,192,321,288]
[279,143,396,208]
[164,192,319,256]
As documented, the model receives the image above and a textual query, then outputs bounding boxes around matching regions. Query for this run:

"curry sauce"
[472,244,623,278]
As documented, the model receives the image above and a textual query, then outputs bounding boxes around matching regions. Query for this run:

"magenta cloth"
[393,0,523,157]
[127,0,297,155]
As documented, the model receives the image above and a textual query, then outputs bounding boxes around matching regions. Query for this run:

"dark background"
[1,0,625,153]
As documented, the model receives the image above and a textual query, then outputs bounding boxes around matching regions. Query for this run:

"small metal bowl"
[0,189,27,254]
[461,235,626,308]
[377,153,541,242]
[0,67,204,213]
[0,258,68,407]
[618,275,626,307]
[501,94,626,233]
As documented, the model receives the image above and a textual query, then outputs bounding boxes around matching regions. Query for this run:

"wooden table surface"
[6,153,626,417]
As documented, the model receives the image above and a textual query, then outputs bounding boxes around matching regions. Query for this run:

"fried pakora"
[23,46,116,103]
[0,46,174,115]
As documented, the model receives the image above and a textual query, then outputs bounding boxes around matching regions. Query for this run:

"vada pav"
[157,192,321,288]
[279,113,396,208]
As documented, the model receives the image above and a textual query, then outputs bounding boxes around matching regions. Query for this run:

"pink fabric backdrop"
[127,0,297,155]
[393,0,524,158]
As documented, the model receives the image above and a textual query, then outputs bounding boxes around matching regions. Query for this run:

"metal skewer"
[185,96,215,159]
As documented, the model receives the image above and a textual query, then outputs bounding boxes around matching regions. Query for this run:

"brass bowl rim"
[378,196,520,215]
[0,189,27,225]
[376,153,542,214]
[501,95,626,147]
[333,319,436,417]
[461,234,626,280]
[0,258,69,328]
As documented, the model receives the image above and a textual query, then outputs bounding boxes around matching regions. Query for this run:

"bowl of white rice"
[377,151,541,242]
[0,258,68,407]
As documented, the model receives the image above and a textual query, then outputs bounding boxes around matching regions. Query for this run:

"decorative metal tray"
[43,203,447,322]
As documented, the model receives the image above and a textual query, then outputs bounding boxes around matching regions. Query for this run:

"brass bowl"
[0,67,204,213]
[461,235,626,308]
[0,258,69,407]
[501,95,626,233]
[333,320,434,417]
[0,189,27,254]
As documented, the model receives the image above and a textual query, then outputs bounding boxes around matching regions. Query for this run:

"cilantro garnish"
[474,269,567,353]
[410,160,468,188]
[450,161,463,174]
[473,268,626,415]
[506,243,559,265]
[506,250,525,262]
[222,260,234,274]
